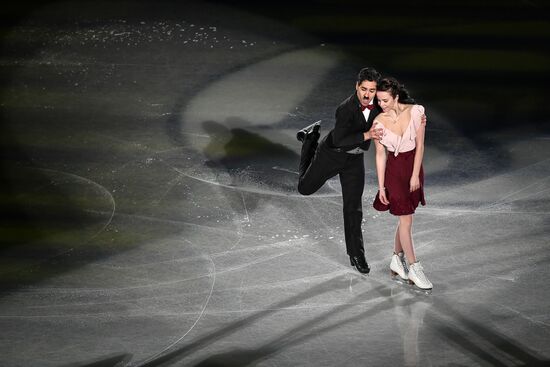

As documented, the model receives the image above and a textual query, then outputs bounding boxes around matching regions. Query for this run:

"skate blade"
[407,279,433,294]
[413,288,432,295]
[390,270,408,284]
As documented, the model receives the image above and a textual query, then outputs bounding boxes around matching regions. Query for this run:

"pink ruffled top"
[373,104,425,156]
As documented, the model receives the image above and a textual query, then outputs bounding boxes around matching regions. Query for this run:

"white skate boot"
[408,262,433,290]
[390,252,408,281]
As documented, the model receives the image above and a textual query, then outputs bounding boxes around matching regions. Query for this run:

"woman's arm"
[374,136,389,204]
[374,137,386,190]
[410,120,425,192]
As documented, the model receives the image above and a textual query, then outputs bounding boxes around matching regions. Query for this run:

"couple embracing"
[297,67,432,291]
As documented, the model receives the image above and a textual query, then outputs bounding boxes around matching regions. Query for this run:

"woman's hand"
[379,188,389,205]
[410,176,421,192]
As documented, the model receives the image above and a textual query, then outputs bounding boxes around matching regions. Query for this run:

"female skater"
[372,77,432,290]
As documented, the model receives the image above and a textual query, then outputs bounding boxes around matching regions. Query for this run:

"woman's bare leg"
[394,223,403,254]
[398,214,416,264]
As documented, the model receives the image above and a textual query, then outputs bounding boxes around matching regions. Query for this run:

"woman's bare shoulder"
[374,113,392,127]
[400,104,413,116]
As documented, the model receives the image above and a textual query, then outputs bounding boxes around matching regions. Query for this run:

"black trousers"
[298,134,365,257]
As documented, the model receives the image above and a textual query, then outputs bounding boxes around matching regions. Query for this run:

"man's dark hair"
[357,67,381,85]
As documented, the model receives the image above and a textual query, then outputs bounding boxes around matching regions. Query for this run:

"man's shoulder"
[337,94,357,111]
[341,93,356,107]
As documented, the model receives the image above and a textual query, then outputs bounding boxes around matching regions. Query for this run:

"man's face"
[356,80,377,107]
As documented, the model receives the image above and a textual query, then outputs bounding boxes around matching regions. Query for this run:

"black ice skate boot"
[298,121,321,179]
[296,120,321,142]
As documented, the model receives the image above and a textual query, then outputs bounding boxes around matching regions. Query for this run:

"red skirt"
[373,149,425,216]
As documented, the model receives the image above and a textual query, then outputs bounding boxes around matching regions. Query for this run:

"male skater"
[297,67,383,274]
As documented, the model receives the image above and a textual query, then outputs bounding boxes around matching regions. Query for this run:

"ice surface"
[1,1,549,366]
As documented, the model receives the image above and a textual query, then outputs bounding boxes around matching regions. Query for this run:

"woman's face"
[376,91,397,113]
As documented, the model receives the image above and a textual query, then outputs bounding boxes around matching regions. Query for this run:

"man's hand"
[365,126,383,141]
[421,113,427,126]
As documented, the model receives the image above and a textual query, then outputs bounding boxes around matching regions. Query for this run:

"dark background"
[3,0,550,130]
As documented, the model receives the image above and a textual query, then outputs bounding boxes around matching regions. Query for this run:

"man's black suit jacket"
[330,92,381,152]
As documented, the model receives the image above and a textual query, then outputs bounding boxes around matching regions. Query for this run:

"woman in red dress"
[372,77,432,290]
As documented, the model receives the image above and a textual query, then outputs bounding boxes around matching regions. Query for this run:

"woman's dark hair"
[377,77,415,104]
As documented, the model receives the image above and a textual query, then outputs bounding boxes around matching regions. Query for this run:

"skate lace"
[399,254,408,271]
